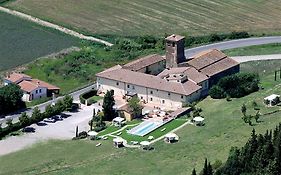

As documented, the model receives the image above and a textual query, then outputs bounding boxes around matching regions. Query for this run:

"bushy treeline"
[0,95,73,139]
[0,84,26,116]
[209,73,260,99]
[194,124,281,175]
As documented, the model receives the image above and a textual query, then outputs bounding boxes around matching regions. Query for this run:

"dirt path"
[0,6,113,46]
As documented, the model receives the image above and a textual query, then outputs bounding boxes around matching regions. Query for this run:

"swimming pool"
[128,120,162,136]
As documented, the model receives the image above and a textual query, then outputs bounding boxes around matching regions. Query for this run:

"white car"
[43,118,56,123]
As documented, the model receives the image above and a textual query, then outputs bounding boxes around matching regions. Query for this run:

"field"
[4,0,281,36]
[224,43,281,56]
[0,60,281,174]
[0,11,80,72]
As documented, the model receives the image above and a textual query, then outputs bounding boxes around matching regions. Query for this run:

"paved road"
[185,36,281,58]
[232,54,281,63]
[1,84,96,125]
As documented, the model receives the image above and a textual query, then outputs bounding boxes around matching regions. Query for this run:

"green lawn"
[0,60,281,174]
[224,43,281,56]
[112,119,187,142]
[5,0,281,36]
[0,11,80,72]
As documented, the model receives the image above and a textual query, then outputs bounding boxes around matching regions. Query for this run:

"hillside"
[5,0,281,36]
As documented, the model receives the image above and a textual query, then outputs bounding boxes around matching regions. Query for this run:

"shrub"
[210,73,259,99]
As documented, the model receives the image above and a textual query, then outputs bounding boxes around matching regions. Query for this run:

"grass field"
[0,60,281,174]
[0,11,80,72]
[224,43,281,56]
[5,0,281,36]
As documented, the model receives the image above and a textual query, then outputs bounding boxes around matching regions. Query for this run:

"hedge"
[79,90,98,106]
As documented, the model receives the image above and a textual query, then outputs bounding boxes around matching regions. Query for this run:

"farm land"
[5,0,281,37]
[0,11,80,72]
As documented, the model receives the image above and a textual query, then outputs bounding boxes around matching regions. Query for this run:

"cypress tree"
[191,168,197,175]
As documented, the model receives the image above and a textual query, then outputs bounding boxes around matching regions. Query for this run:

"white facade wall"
[97,77,202,109]
[22,87,47,102]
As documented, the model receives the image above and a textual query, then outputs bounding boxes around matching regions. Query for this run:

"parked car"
[22,127,35,133]
[43,118,56,123]
[52,115,63,121]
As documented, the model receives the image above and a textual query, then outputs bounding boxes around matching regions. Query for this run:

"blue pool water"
[128,121,162,136]
[134,123,157,136]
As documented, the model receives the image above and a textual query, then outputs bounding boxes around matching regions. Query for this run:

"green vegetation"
[0,84,25,115]
[6,0,281,36]
[112,119,187,142]
[0,11,80,71]
[24,36,164,94]
[224,43,281,56]
[25,97,51,108]
[102,90,117,121]
[79,90,101,106]
[209,73,260,99]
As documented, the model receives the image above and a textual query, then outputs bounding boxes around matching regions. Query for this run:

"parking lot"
[0,105,95,156]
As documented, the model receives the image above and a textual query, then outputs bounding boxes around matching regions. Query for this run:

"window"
[181,95,184,99]
[127,84,130,88]
[116,82,119,86]
[168,92,170,96]
[140,96,143,100]
[39,89,42,93]
[172,42,175,47]
[150,91,153,94]
[132,86,135,90]
[150,98,153,101]
[36,90,38,94]
[162,100,165,104]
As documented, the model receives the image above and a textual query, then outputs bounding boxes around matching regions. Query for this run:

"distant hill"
[5,0,281,36]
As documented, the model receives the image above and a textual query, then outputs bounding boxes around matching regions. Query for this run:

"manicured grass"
[5,0,281,36]
[224,43,281,56]
[0,60,281,174]
[0,11,80,72]
[112,119,187,142]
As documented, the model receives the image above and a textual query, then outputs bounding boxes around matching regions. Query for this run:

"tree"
[31,107,42,122]
[19,112,30,126]
[128,96,142,118]
[6,118,13,128]
[75,125,79,137]
[45,104,55,117]
[241,104,247,116]
[191,168,197,175]
[54,99,65,114]
[254,111,261,123]
[102,90,116,121]
[63,95,73,111]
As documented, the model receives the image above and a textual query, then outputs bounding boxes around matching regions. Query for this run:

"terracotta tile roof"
[18,80,40,93]
[96,67,201,96]
[166,34,185,42]
[157,67,208,84]
[5,73,31,83]
[123,54,165,71]
[30,79,60,90]
[188,49,227,70]
[200,57,239,77]
[187,49,239,77]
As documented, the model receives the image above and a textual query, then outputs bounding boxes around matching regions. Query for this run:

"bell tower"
[165,34,186,68]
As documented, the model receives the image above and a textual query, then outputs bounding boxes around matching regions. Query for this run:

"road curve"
[185,36,281,58]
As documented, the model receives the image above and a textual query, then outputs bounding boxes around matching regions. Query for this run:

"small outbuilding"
[112,117,126,127]
[164,133,179,143]
[118,104,143,121]
[88,131,98,140]
[264,94,280,106]
[192,116,205,126]
[140,141,151,150]
[113,137,125,148]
